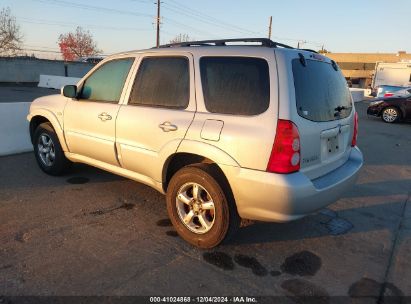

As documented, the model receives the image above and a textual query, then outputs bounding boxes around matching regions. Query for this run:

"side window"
[129,57,189,109]
[200,57,270,115]
[79,58,134,103]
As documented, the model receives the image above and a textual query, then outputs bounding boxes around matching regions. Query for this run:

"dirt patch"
[14,231,31,243]
[156,219,172,227]
[270,270,282,277]
[281,251,321,276]
[281,279,329,304]
[233,254,268,276]
[348,278,404,301]
[165,230,178,237]
[203,252,234,271]
[66,177,90,184]
[89,203,136,216]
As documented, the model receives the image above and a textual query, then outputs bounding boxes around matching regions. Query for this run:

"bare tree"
[169,34,192,44]
[0,7,23,56]
[58,26,102,61]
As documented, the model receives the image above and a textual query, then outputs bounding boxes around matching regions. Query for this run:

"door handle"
[98,112,112,121]
[159,121,178,132]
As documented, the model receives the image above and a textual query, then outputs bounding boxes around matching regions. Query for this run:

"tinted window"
[200,57,270,115]
[80,58,134,103]
[129,57,189,108]
[293,59,352,122]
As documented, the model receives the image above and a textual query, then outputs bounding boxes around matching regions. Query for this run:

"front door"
[64,57,134,166]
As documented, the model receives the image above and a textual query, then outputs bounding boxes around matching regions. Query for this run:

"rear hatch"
[281,50,355,180]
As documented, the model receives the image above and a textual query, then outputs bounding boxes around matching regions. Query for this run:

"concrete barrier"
[0,57,94,83]
[349,88,367,102]
[38,75,80,90]
[0,102,32,156]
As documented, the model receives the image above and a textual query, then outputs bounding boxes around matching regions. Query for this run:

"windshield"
[292,58,352,122]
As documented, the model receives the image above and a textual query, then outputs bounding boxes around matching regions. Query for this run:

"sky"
[2,0,411,59]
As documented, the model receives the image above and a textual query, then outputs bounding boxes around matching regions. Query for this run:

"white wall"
[349,88,372,102]
[38,75,80,90]
[0,102,33,156]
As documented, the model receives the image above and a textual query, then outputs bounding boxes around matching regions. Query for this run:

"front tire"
[33,122,71,176]
[166,165,239,248]
[381,107,400,123]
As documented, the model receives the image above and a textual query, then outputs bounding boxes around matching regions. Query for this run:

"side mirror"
[62,85,77,98]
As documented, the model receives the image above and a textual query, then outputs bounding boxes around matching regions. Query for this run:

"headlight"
[370,100,384,106]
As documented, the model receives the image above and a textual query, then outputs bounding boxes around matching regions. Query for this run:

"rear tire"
[381,107,401,123]
[33,122,71,176]
[166,165,240,248]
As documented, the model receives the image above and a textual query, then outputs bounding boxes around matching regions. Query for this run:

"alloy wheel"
[382,108,398,123]
[176,182,216,234]
[37,133,55,166]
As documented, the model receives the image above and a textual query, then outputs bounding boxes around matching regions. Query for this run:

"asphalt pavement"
[0,102,410,301]
[0,84,59,103]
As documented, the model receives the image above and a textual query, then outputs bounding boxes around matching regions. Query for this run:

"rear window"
[293,59,352,122]
[200,57,270,115]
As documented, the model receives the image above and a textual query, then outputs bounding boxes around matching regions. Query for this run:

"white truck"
[372,61,411,88]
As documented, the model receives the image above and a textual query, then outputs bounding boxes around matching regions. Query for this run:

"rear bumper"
[221,147,363,222]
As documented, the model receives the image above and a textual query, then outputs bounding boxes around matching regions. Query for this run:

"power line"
[18,17,153,32]
[162,3,258,36]
[28,0,219,44]
[27,0,323,50]
[30,0,153,18]
[162,17,221,39]
[165,0,260,35]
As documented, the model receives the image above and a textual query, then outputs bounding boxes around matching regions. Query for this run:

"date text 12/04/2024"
[149,297,258,303]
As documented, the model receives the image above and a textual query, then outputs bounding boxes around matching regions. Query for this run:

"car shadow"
[230,199,407,246]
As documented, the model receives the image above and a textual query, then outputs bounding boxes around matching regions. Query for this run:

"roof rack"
[300,48,319,54]
[158,38,294,49]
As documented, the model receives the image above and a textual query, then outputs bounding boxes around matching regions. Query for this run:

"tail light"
[351,112,358,147]
[384,93,394,97]
[267,120,300,174]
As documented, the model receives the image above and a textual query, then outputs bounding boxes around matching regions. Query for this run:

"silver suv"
[27,38,363,248]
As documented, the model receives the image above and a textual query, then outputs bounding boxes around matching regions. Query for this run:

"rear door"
[280,51,354,180]
[116,53,196,182]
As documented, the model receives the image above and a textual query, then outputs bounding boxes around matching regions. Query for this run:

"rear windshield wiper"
[334,105,349,112]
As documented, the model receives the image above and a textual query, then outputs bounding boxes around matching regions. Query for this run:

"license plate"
[327,136,340,155]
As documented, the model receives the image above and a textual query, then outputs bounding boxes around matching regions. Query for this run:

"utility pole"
[156,0,161,48]
[297,40,306,49]
[268,16,272,40]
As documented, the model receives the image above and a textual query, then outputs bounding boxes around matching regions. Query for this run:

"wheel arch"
[162,152,236,205]
[29,110,68,151]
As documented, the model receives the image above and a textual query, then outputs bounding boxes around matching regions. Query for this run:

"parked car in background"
[371,85,406,98]
[371,85,405,98]
[390,87,411,97]
[367,92,411,123]
[27,38,363,248]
